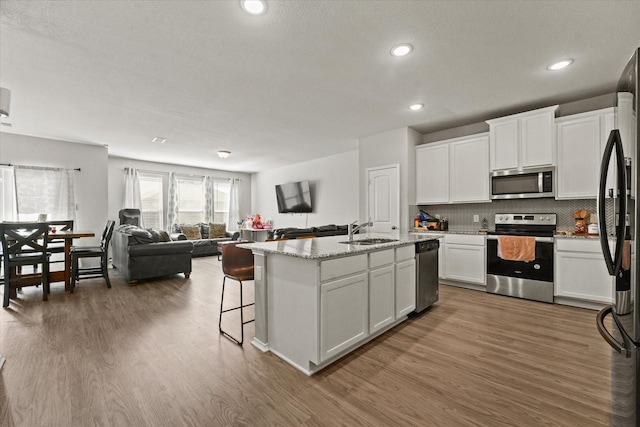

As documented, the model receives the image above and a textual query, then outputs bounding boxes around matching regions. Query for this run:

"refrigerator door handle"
[596,306,631,357]
[597,129,627,276]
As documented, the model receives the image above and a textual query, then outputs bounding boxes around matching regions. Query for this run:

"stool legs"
[219,276,255,345]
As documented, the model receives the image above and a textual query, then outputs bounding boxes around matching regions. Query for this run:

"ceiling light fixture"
[409,103,424,111]
[241,0,267,15]
[218,150,231,159]
[0,87,11,117]
[152,137,167,144]
[390,44,413,57]
[547,59,574,71]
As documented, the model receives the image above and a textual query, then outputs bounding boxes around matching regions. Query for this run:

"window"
[177,176,204,224]
[213,179,230,223]
[139,173,164,230]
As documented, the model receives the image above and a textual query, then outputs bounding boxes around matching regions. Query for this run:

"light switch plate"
[255,265,262,280]
[473,215,479,223]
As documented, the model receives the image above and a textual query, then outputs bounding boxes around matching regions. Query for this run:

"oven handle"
[486,235,554,243]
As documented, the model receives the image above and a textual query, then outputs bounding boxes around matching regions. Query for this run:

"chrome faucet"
[348,220,372,241]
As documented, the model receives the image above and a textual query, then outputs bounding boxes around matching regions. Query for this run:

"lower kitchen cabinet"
[320,272,369,361]
[395,256,416,318]
[443,234,486,285]
[369,264,395,334]
[555,238,613,304]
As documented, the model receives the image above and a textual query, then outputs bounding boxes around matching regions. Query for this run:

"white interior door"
[367,165,399,233]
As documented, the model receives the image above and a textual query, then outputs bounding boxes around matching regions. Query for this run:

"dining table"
[47,230,95,291]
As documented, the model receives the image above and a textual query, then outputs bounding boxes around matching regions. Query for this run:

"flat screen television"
[275,181,312,213]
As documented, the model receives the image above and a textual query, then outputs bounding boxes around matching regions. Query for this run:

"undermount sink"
[339,238,399,245]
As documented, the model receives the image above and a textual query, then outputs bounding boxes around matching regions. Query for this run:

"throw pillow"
[209,223,226,238]
[157,230,171,242]
[199,223,209,239]
[129,228,155,244]
[181,224,202,240]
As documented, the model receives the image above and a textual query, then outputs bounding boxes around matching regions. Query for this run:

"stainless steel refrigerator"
[597,47,639,426]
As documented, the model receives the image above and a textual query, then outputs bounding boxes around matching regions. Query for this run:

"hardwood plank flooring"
[0,256,611,426]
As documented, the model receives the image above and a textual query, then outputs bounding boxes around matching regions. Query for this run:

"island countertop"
[238,232,436,260]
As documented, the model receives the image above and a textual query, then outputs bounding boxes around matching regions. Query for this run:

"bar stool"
[219,241,255,345]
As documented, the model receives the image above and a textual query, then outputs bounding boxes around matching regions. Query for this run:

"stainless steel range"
[486,213,556,303]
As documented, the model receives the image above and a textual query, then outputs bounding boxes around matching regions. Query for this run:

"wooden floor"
[0,256,611,426]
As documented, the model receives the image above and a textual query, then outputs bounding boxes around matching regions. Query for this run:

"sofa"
[112,225,194,283]
[270,224,350,240]
[170,223,238,257]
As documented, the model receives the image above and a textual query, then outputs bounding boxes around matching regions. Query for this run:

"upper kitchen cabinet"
[416,133,490,204]
[487,105,559,171]
[556,108,614,199]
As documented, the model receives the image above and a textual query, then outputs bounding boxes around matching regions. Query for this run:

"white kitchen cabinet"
[395,258,416,318]
[487,105,558,171]
[415,143,449,204]
[450,135,490,203]
[416,133,490,204]
[556,108,615,199]
[369,250,396,334]
[555,238,613,304]
[443,234,486,285]
[320,272,369,361]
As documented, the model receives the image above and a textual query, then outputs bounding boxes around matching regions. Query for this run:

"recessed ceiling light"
[390,43,413,57]
[152,137,167,144]
[409,103,424,111]
[218,150,231,159]
[547,59,574,71]
[241,0,267,15]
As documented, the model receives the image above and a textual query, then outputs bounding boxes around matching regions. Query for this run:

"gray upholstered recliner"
[119,209,141,226]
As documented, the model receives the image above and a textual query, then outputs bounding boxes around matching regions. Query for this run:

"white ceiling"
[0,1,638,173]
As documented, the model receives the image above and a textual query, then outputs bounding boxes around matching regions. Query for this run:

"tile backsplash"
[416,198,614,233]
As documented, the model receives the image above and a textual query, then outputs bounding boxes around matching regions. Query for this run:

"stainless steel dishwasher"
[414,239,439,313]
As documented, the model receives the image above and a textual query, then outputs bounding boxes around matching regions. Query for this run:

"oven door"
[486,235,555,302]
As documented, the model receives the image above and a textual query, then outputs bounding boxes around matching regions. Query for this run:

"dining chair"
[1,222,51,308]
[42,220,73,270]
[219,241,255,345]
[70,220,115,293]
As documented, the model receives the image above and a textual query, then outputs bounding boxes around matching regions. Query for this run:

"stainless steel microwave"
[490,166,555,199]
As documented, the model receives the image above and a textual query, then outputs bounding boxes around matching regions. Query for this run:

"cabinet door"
[438,238,445,279]
[521,110,555,167]
[450,135,490,203]
[555,250,613,303]
[556,115,602,199]
[395,259,416,318]
[369,265,395,333]
[444,244,485,285]
[416,144,450,204]
[320,273,368,361]
[489,119,519,171]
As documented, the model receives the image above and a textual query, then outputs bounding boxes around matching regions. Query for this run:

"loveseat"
[112,225,193,283]
[170,223,238,257]
[270,224,350,240]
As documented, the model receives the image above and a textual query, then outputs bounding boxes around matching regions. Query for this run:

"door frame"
[365,163,400,233]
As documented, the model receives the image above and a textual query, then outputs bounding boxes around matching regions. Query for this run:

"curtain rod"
[0,163,81,172]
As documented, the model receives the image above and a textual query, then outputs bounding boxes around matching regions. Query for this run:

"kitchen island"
[240,233,436,375]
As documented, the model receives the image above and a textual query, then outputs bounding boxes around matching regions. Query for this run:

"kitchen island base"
[242,234,430,375]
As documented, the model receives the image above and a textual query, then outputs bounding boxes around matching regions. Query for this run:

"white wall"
[108,156,252,230]
[359,127,421,233]
[0,133,108,245]
[251,150,359,229]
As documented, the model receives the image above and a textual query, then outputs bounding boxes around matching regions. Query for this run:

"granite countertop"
[238,232,437,260]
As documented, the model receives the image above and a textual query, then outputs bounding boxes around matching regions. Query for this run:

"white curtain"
[14,166,76,221]
[123,167,143,228]
[204,176,215,223]
[228,178,240,232]
[0,166,16,222]
[167,172,178,231]
[123,167,141,209]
